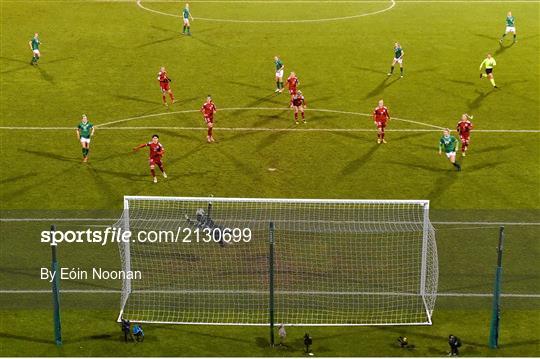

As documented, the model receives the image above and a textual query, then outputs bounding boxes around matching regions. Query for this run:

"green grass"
[1,305,539,357]
[0,0,539,356]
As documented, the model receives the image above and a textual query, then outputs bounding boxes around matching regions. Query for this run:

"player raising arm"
[133,135,167,183]
[388,42,404,78]
[182,3,194,35]
[274,56,285,93]
[438,129,461,171]
[76,114,94,163]
[29,33,41,65]
[456,114,474,156]
[373,99,390,144]
[500,11,517,44]
[287,72,299,103]
[157,67,175,107]
[201,96,217,143]
[479,54,498,88]
[291,91,306,124]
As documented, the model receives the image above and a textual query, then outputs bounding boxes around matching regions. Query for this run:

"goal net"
[115,196,438,326]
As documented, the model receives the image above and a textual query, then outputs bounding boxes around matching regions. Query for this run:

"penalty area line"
[0,126,538,133]
[1,218,539,226]
[1,107,538,132]
[0,289,539,298]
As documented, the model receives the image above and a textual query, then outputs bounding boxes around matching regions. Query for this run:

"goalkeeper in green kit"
[439,129,461,171]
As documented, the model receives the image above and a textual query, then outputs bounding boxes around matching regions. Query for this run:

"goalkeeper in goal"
[184,203,227,247]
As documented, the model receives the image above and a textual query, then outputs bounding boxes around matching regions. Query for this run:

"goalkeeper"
[184,203,226,247]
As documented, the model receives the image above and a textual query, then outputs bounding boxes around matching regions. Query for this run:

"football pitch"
[0,0,539,356]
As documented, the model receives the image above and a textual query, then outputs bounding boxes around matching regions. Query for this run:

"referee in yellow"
[479,53,498,88]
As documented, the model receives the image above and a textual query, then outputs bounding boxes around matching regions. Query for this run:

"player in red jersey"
[133,134,167,183]
[373,99,390,144]
[291,91,306,124]
[287,72,299,103]
[456,113,474,156]
[201,95,217,143]
[157,67,175,107]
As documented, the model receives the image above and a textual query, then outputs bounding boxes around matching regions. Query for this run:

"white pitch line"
[0,289,539,298]
[0,218,118,222]
[137,0,396,23]
[3,0,539,3]
[432,221,540,226]
[2,106,538,132]
[1,218,539,226]
[0,126,539,133]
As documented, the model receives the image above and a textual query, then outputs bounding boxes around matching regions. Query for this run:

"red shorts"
[149,157,162,166]
[204,116,214,124]
[160,83,170,92]
[460,135,470,142]
[289,88,297,95]
[376,121,387,129]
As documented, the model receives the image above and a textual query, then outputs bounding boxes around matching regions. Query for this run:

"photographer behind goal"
[304,333,313,354]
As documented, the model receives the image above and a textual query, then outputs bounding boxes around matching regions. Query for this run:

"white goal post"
[116,196,438,326]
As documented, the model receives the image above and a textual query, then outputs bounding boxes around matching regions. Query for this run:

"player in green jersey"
[479,53,498,88]
[76,114,95,163]
[182,3,194,35]
[28,33,41,65]
[500,11,517,44]
[388,42,404,78]
[274,56,285,93]
[438,129,461,171]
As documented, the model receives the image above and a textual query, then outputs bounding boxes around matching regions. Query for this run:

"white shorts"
[275,69,284,78]
[445,151,456,158]
[183,18,190,25]
[393,57,403,64]
[80,137,91,144]
[505,26,516,34]
[33,49,40,56]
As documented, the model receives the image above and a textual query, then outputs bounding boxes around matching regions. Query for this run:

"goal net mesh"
[116,197,438,326]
